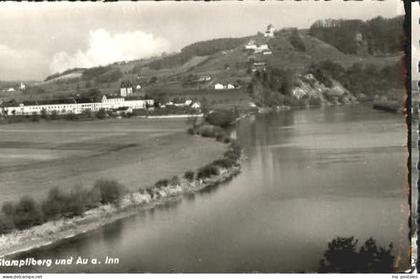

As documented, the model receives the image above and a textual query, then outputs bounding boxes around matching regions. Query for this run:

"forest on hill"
[144,37,250,70]
[308,16,403,55]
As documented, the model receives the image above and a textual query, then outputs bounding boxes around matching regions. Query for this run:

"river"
[4,105,410,273]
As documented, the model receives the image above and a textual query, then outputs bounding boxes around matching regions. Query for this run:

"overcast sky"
[0,1,404,81]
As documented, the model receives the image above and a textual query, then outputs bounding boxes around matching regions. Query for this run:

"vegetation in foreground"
[0,132,241,237]
[0,180,126,235]
[319,236,395,273]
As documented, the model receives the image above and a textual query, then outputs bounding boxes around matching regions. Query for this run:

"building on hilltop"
[120,80,133,97]
[264,24,275,38]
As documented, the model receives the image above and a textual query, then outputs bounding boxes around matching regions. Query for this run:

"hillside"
[0,15,403,110]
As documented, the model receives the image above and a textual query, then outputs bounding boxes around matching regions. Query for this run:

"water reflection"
[6,105,409,273]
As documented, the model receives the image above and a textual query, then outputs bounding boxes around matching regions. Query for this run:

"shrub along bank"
[0,180,125,235]
[0,139,241,237]
[0,112,242,253]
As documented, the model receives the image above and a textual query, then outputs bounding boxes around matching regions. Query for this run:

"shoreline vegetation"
[0,114,242,258]
[372,100,402,113]
[0,100,402,258]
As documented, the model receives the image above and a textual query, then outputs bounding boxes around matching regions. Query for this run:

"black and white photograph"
[0,0,413,275]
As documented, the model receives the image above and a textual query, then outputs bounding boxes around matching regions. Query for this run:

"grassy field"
[0,118,225,204]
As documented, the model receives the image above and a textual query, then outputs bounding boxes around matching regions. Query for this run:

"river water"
[5,105,411,273]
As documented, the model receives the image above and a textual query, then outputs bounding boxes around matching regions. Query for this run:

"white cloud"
[49,29,170,73]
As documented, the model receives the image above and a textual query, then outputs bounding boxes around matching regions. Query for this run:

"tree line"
[309,16,403,55]
[146,37,249,70]
[307,60,403,100]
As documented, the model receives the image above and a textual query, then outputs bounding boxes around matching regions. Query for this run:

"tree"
[319,236,394,273]
[12,196,43,230]
[91,179,125,205]
[81,109,93,119]
[95,108,107,119]
[40,108,48,120]
[149,76,158,84]
[289,28,306,52]
[50,110,59,120]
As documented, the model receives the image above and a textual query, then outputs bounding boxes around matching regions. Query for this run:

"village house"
[214,83,225,90]
[120,80,133,97]
[198,75,211,82]
[185,99,193,106]
[191,102,201,109]
[254,44,269,54]
[245,40,258,50]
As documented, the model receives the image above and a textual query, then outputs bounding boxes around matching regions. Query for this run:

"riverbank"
[0,153,241,258]
[372,100,401,113]
[0,118,227,204]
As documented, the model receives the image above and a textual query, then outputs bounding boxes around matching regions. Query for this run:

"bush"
[41,186,91,220]
[183,170,195,181]
[50,110,59,120]
[170,176,180,186]
[224,150,239,161]
[155,179,170,188]
[212,158,236,169]
[197,165,220,179]
[289,29,306,52]
[65,112,79,120]
[12,196,43,230]
[0,215,14,234]
[187,127,195,135]
[95,108,107,119]
[229,141,241,157]
[81,109,93,119]
[30,112,39,122]
[41,187,70,220]
[309,97,322,107]
[67,186,93,216]
[91,179,125,204]
[319,237,394,273]
[206,109,236,128]
[198,125,216,138]
[40,108,48,120]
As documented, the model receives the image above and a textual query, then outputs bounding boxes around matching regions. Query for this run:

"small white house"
[20,82,26,90]
[214,83,224,90]
[185,99,193,106]
[136,84,141,90]
[263,50,272,55]
[198,75,211,82]
[227,84,235,89]
[245,40,257,50]
[191,102,201,109]
[7,88,15,92]
[254,44,269,54]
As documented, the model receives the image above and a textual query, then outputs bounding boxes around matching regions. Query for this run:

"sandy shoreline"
[0,164,241,258]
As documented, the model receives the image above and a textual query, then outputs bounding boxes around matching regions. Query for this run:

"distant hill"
[0,15,403,107]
